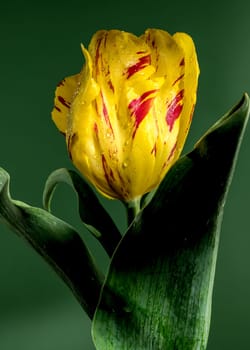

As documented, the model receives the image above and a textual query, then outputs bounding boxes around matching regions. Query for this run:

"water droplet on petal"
[106,128,113,139]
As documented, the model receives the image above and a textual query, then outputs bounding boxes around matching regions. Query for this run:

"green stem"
[126,197,141,226]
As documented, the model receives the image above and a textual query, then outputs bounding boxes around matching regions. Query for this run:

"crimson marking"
[102,154,116,190]
[102,155,110,184]
[129,89,158,138]
[57,79,65,87]
[151,143,157,156]
[189,104,195,122]
[58,96,70,108]
[94,122,98,135]
[101,93,114,135]
[95,38,102,66]
[127,55,151,78]
[167,142,177,161]
[172,74,184,86]
[55,106,61,112]
[108,79,114,92]
[166,90,184,131]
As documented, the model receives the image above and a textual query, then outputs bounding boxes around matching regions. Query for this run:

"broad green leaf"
[92,94,250,349]
[43,168,121,257]
[0,168,103,319]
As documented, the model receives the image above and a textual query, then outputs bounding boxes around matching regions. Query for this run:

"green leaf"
[0,168,103,319]
[92,94,250,349]
[43,168,122,257]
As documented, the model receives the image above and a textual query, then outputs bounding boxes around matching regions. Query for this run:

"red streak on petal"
[58,96,71,108]
[101,94,110,123]
[167,142,177,161]
[95,37,104,75]
[103,33,108,47]
[94,122,98,134]
[166,90,184,132]
[132,99,154,137]
[102,154,110,185]
[93,123,101,150]
[172,73,184,86]
[95,38,101,65]
[102,97,109,121]
[129,90,157,111]
[151,143,157,156]
[180,58,185,66]
[108,79,114,92]
[102,154,116,191]
[101,93,114,136]
[55,106,61,112]
[67,133,77,160]
[129,89,158,138]
[127,55,151,78]
[189,104,195,122]
[109,168,115,181]
[57,79,65,87]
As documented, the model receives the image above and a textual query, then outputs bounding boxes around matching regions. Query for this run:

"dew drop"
[106,128,113,138]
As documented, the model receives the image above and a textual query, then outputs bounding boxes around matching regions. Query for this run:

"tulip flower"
[52,29,199,201]
[1,23,249,350]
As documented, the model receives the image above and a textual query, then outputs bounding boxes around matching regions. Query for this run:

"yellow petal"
[172,32,200,156]
[52,74,79,134]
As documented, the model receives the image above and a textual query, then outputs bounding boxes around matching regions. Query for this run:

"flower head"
[52,29,199,201]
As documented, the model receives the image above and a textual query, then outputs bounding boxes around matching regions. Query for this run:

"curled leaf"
[0,168,103,319]
[43,168,122,256]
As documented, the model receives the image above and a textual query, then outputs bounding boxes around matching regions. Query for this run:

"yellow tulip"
[52,29,199,201]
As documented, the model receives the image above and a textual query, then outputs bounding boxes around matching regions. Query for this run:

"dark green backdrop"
[0,0,249,349]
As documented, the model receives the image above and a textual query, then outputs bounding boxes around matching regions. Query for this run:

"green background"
[0,0,249,349]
